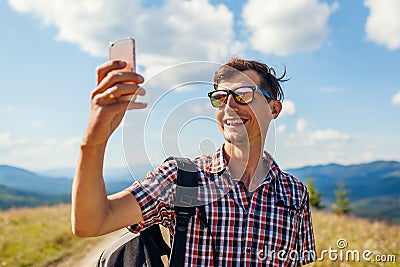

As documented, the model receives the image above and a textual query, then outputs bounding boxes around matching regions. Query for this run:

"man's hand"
[82,60,146,147]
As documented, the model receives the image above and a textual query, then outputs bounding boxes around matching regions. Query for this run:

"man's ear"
[270,100,282,119]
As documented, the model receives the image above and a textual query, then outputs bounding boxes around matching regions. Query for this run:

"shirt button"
[246,248,251,254]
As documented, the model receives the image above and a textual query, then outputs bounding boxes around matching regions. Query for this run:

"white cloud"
[391,91,400,105]
[286,118,350,147]
[137,0,242,63]
[1,136,81,169]
[174,84,198,93]
[242,0,338,56]
[280,99,296,117]
[32,121,44,128]
[189,103,208,115]
[8,0,136,56]
[61,136,82,152]
[8,0,243,69]
[360,151,374,162]
[319,87,343,94]
[296,118,308,133]
[364,0,400,50]
[0,132,28,148]
[309,129,350,142]
[0,104,15,113]
[277,124,286,134]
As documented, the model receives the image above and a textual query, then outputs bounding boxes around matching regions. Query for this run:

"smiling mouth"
[224,119,247,126]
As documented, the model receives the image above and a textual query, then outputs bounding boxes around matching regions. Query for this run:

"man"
[72,57,316,266]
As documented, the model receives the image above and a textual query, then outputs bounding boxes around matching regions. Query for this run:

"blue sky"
[0,0,399,172]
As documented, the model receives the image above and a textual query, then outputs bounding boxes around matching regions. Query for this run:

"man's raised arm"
[71,60,146,237]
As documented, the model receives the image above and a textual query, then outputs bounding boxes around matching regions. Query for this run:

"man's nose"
[225,94,238,108]
[224,94,239,114]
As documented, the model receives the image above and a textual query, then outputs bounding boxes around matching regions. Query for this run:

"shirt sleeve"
[125,160,178,234]
[296,189,317,266]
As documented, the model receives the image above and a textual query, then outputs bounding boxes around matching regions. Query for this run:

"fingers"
[93,72,144,97]
[95,59,144,87]
[102,83,146,99]
[96,60,126,85]
[98,99,147,113]
[92,60,147,111]
[92,59,145,102]
[127,101,147,110]
[92,82,147,108]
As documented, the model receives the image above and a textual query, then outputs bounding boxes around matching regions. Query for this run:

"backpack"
[97,157,216,267]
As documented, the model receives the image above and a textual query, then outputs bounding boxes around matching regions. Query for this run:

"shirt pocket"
[267,204,301,253]
[258,206,300,266]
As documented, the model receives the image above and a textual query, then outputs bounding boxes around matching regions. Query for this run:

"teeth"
[226,119,243,125]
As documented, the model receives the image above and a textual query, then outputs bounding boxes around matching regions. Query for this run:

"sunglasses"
[207,86,274,108]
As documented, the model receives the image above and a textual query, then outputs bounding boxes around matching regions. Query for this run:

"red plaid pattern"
[127,147,316,266]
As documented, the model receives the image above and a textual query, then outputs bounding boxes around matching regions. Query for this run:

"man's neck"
[223,142,268,191]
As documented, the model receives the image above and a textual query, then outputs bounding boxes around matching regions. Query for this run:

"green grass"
[0,204,102,267]
[309,209,400,266]
[0,205,399,266]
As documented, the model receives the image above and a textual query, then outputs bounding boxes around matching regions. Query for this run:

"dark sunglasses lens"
[234,87,253,104]
[210,91,228,107]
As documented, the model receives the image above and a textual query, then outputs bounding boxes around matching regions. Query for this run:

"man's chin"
[223,131,249,146]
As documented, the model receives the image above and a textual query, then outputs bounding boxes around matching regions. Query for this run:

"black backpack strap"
[141,224,171,257]
[165,157,217,267]
[166,157,198,267]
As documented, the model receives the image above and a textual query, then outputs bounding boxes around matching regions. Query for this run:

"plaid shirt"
[127,147,316,266]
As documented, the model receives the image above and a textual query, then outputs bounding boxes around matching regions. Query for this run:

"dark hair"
[213,57,287,101]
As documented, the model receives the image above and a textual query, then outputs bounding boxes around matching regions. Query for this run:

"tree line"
[306,178,352,215]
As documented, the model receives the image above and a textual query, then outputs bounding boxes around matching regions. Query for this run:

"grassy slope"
[309,209,400,266]
[0,205,399,266]
[0,204,110,267]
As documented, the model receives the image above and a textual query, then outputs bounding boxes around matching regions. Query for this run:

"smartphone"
[109,37,136,101]
[109,37,136,71]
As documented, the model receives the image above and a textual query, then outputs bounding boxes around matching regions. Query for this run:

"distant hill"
[0,165,72,195]
[287,160,400,223]
[38,164,153,181]
[0,185,69,209]
[0,165,133,210]
[1,161,399,223]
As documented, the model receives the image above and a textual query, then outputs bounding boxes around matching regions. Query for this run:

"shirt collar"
[209,145,280,185]
[210,146,226,174]
[208,146,298,208]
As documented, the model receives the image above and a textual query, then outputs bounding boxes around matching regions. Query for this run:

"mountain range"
[287,160,400,223]
[1,161,399,223]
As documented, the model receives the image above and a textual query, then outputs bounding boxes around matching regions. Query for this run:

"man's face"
[214,70,277,147]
